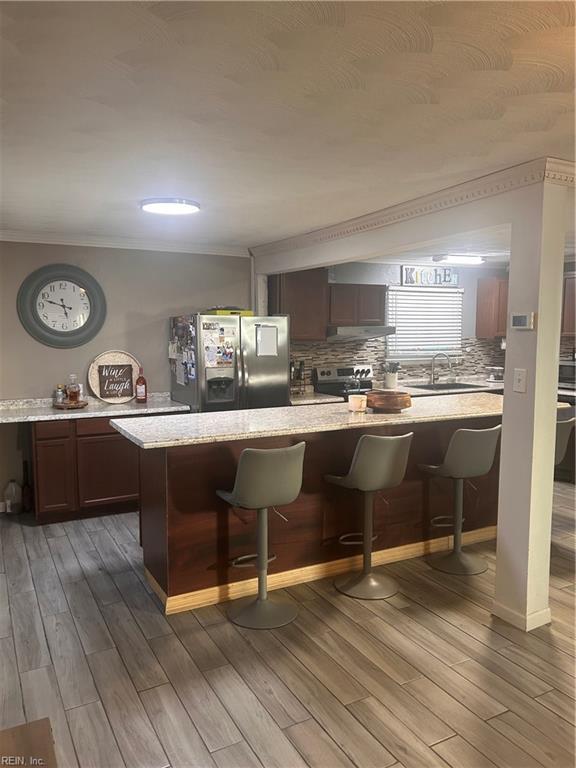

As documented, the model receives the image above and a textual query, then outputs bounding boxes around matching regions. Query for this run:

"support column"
[493,179,569,631]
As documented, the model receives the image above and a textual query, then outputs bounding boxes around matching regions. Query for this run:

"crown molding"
[543,157,576,186]
[0,230,250,258]
[251,157,575,260]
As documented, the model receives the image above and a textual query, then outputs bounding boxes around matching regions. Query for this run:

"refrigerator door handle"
[239,344,246,409]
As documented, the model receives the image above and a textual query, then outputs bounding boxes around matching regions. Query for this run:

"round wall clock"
[17,264,107,348]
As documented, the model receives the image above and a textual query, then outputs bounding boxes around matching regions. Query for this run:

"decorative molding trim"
[150,524,498,613]
[544,157,576,187]
[252,157,575,260]
[0,230,250,259]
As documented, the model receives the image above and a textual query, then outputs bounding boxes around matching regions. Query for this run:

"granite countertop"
[0,393,190,424]
[112,392,506,449]
[290,392,345,406]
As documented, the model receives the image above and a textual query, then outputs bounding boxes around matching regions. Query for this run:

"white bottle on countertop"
[4,479,22,515]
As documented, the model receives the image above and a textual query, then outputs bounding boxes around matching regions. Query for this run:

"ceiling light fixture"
[433,254,485,265]
[140,198,200,215]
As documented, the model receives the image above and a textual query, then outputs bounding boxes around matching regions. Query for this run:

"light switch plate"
[513,368,527,393]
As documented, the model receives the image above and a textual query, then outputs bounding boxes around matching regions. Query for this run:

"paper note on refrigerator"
[256,325,278,357]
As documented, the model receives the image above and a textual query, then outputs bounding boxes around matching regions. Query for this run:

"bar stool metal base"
[426,550,487,575]
[334,571,398,599]
[227,596,298,629]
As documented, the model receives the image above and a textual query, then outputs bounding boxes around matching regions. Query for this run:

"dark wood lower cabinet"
[33,417,140,523]
[34,437,78,518]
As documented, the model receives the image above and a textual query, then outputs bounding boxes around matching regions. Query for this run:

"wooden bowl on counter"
[366,389,412,414]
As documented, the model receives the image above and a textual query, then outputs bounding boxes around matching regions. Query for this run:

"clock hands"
[44,298,73,314]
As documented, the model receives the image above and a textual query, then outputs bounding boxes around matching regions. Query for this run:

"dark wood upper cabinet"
[268,270,386,337]
[329,284,357,325]
[268,268,328,341]
[329,284,386,326]
[356,284,386,324]
[476,277,508,338]
[562,274,575,336]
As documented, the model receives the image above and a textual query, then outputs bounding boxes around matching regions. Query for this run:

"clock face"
[17,264,106,348]
[35,280,92,333]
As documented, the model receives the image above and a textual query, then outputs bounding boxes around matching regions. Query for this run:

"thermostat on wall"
[511,312,536,330]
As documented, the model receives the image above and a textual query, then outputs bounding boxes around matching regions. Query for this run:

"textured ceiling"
[1,1,574,251]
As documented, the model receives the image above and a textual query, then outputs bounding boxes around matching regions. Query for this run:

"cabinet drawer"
[76,417,118,436]
[34,420,74,440]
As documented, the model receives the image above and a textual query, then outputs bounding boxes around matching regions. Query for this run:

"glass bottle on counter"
[136,366,148,403]
[67,374,80,403]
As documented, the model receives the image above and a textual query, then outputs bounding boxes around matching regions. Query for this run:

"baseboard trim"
[491,601,552,631]
[146,525,498,614]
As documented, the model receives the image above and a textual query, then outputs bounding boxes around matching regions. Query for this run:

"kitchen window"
[385,286,464,361]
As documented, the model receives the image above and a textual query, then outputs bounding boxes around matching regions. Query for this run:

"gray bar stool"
[556,417,575,465]
[217,442,305,629]
[420,424,501,575]
[326,433,413,599]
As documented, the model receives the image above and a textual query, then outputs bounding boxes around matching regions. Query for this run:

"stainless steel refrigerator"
[169,314,290,411]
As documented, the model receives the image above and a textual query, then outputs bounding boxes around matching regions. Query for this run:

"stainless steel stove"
[312,365,374,400]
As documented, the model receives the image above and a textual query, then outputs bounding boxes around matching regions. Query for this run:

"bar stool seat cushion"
[418,425,501,480]
[217,443,306,510]
[325,433,413,493]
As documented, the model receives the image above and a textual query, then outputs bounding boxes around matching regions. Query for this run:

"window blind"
[385,286,464,361]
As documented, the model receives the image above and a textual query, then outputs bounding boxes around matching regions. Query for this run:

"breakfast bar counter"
[112,392,505,449]
[113,393,505,613]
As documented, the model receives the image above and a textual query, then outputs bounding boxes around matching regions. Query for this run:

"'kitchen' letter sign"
[401,266,458,287]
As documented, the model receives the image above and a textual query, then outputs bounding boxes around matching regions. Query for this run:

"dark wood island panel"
[140,416,500,612]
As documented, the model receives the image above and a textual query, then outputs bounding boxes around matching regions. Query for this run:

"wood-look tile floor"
[1,483,574,768]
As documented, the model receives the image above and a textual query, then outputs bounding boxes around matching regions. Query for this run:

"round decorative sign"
[88,350,141,403]
[17,264,107,348]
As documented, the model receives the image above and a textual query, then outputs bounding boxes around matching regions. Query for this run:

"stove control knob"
[354,369,360,377]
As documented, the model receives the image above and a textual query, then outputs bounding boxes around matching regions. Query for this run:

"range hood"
[326,325,396,342]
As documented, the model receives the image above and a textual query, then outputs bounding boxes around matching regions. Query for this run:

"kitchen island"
[112,393,505,613]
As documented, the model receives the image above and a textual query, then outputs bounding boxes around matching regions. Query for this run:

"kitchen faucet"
[430,352,453,384]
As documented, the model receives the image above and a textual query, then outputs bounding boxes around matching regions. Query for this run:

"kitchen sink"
[411,382,488,391]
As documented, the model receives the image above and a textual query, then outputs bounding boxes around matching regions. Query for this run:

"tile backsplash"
[560,336,575,359]
[291,337,505,385]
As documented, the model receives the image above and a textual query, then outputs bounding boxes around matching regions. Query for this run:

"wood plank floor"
[0,482,574,768]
